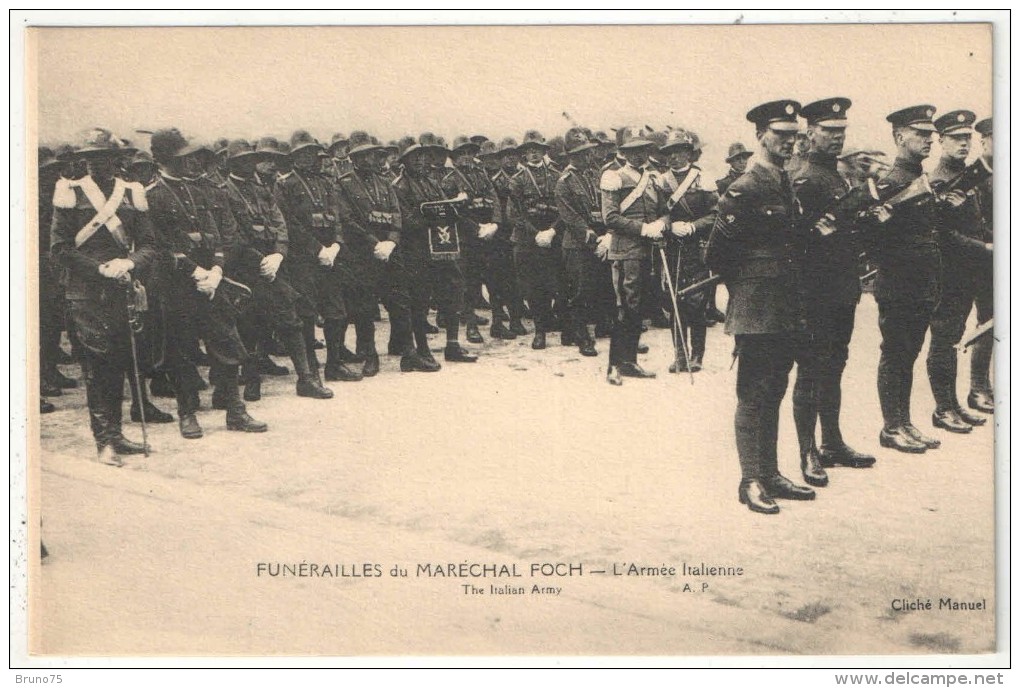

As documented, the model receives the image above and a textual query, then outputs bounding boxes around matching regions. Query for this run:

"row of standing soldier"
[39,103,994,516]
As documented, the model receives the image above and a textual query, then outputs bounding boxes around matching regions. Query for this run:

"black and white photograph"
[11,11,1007,671]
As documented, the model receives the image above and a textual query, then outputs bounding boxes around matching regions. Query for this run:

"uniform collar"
[893,157,924,175]
[807,150,838,168]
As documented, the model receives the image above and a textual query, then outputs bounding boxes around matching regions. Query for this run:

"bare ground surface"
[30,293,997,657]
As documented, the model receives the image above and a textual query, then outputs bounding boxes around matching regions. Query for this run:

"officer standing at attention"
[600,126,668,385]
[865,105,946,453]
[967,117,994,414]
[442,135,503,344]
[705,101,816,514]
[554,127,603,357]
[790,98,877,488]
[148,129,268,439]
[222,139,334,400]
[50,129,157,465]
[508,130,563,350]
[925,110,993,433]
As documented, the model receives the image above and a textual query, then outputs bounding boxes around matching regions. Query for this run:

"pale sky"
[30,23,992,181]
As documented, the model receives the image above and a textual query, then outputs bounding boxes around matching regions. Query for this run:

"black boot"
[800,447,829,487]
[220,366,268,433]
[362,354,380,377]
[444,342,478,363]
[531,331,546,350]
[242,356,262,402]
[489,320,516,340]
[465,322,484,344]
[286,329,333,399]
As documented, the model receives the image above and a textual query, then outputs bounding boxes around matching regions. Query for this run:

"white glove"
[191,266,211,282]
[640,219,666,239]
[195,266,223,299]
[595,233,612,260]
[477,223,499,240]
[318,243,340,266]
[814,216,837,237]
[670,221,695,238]
[373,240,396,261]
[872,205,892,224]
[260,252,284,280]
[535,228,556,248]
[99,258,135,280]
[453,192,468,202]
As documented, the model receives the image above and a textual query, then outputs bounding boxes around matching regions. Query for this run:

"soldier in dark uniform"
[968,117,994,414]
[658,128,717,373]
[442,135,506,342]
[926,110,993,433]
[118,150,175,424]
[275,130,362,383]
[704,100,816,514]
[489,137,528,337]
[50,129,158,465]
[222,139,333,400]
[392,133,478,366]
[789,98,876,488]
[600,126,669,384]
[716,143,754,195]
[508,130,563,350]
[554,127,604,357]
[327,133,353,182]
[38,148,77,404]
[147,129,267,439]
[864,105,953,453]
[334,131,436,374]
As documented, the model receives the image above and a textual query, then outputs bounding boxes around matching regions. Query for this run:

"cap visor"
[815,120,849,129]
[909,123,938,133]
[768,122,800,133]
[566,142,598,154]
[942,127,975,136]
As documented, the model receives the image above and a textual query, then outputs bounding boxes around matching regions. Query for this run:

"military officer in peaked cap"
[50,128,158,464]
[442,135,507,342]
[554,127,605,357]
[925,110,993,434]
[222,139,333,400]
[705,100,816,514]
[790,98,876,488]
[508,130,564,350]
[967,117,994,414]
[862,105,947,453]
[600,125,670,384]
[391,133,477,367]
[148,128,268,439]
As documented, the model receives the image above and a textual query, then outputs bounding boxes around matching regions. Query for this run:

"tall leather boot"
[219,364,267,432]
[355,316,380,377]
[286,329,333,399]
[969,330,993,396]
[175,367,203,439]
[324,318,362,382]
[128,365,174,423]
[690,325,706,371]
[242,347,262,402]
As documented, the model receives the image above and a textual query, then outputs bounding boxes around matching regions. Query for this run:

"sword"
[657,244,695,385]
[125,278,149,457]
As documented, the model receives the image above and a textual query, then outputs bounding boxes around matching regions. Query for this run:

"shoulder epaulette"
[126,180,149,211]
[52,178,78,209]
[599,168,622,192]
[726,188,743,198]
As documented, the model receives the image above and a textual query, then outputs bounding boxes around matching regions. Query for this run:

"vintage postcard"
[15,14,1005,666]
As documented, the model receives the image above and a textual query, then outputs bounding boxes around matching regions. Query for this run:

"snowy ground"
[30,291,997,658]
